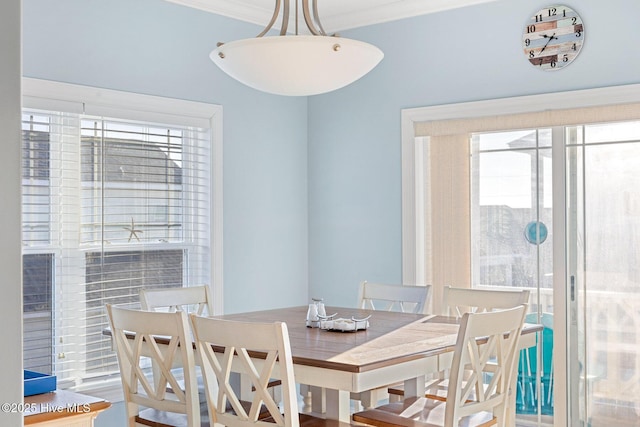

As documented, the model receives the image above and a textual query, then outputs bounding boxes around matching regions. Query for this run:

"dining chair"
[388,286,530,402]
[140,285,214,316]
[351,281,433,409]
[140,285,281,402]
[106,304,203,427]
[517,312,553,415]
[189,314,355,427]
[139,285,213,399]
[358,281,432,314]
[441,285,531,318]
[353,304,527,427]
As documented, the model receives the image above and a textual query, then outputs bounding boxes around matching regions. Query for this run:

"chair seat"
[388,378,451,402]
[136,406,210,427]
[352,397,496,427]
[388,377,490,404]
[297,413,355,427]
[137,399,273,427]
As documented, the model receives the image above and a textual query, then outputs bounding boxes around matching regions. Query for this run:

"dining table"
[212,305,542,423]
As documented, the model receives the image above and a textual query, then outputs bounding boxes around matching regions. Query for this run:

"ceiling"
[167,0,498,32]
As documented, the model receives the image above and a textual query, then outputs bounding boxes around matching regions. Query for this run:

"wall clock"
[523,5,584,71]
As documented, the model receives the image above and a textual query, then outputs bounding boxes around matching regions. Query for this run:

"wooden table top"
[24,389,111,425]
[104,305,541,376]
[214,306,540,374]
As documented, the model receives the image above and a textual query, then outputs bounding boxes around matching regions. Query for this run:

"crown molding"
[166,0,273,27]
[166,0,499,32]
[321,0,498,32]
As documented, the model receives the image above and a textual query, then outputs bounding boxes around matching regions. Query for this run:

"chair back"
[140,285,213,316]
[358,281,431,314]
[442,285,530,317]
[106,304,200,427]
[446,305,527,425]
[190,315,299,427]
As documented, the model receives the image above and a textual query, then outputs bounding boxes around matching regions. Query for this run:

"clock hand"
[539,32,557,55]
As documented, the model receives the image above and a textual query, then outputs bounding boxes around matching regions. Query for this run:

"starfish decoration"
[123,217,143,242]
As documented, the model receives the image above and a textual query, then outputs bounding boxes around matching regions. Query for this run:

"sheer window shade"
[21,108,211,391]
[413,102,640,137]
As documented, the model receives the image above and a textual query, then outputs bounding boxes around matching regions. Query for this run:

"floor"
[515,400,640,427]
[96,396,640,427]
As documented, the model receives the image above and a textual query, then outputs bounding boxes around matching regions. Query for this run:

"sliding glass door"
[566,122,640,427]
[471,129,555,426]
[471,121,640,426]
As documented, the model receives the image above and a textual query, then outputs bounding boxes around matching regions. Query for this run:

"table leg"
[310,386,326,414]
[402,374,426,398]
[325,388,351,423]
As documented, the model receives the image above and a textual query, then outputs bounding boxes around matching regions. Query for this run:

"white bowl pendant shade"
[209,0,384,96]
[211,35,383,96]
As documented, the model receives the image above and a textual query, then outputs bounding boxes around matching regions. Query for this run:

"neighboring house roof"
[82,137,182,185]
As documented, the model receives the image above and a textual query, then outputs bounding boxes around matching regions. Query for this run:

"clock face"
[523,5,584,71]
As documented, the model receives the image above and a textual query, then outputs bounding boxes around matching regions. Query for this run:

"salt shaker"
[306,303,318,324]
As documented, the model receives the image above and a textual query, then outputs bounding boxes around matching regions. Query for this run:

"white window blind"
[21,108,212,391]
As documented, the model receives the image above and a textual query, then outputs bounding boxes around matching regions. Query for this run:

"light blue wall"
[307,0,640,306]
[21,0,640,329]
[22,0,309,314]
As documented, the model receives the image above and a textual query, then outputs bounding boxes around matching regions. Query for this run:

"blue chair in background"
[517,312,554,415]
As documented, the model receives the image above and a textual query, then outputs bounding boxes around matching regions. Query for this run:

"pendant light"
[210,0,384,96]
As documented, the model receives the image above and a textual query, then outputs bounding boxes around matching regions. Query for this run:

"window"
[21,79,222,394]
[470,129,553,292]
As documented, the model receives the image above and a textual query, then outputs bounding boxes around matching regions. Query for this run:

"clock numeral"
[550,60,557,68]
[525,38,531,47]
[548,8,557,17]
[563,9,567,17]
[529,50,535,59]
[562,54,569,63]
[575,30,582,38]
[527,25,536,33]
[572,43,577,51]
[572,17,577,25]
[535,14,543,22]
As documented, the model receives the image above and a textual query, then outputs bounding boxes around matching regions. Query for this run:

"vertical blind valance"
[414,102,640,137]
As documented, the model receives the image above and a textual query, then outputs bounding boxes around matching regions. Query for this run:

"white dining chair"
[106,304,203,427]
[358,281,432,314]
[140,285,281,403]
[388,286,530,403]
[189,314,355,427]
[350,281,432,409]
[140,285,213,316]
[441,285,530,318]
[353,304,527,427]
